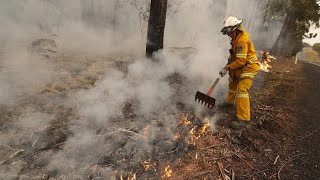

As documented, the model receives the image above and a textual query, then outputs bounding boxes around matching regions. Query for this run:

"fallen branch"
[277,153,305,180]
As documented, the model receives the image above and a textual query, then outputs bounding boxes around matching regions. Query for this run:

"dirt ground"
[0,47,319,179]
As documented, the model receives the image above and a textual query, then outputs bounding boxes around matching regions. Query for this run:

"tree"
[130,0,150,39]
[146,0,168,58]
[270,0,320,57]
[313,43,320,53]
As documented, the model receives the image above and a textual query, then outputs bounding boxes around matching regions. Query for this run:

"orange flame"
[142,160,156,171]
[187,119,211,145]
[178,114,191,126]
[188,126,198,145]
[120,173,137,180]
[162,165,173,179]
[200,121,210,134]
[259,51,276,72]
[173,133,181,141]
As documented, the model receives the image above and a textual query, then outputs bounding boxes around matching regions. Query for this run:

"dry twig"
[299,127,320,140]
[248,169,268,180]
[277,153,304,180]
[231,169,235,180]
[235,153,254,169]
[201,144,220,150]
[273,155,280,165]
[217,161,227,180]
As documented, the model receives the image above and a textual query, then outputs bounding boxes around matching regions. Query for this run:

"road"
[293,61,320,178]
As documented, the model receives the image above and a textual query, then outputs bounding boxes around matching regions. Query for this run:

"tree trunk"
[263,0,271,26]
[271,12,293,56]
[146,0,168,58]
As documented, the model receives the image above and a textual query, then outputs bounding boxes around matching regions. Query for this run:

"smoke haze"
[0,0,282,179]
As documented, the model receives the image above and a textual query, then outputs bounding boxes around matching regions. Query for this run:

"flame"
[187,119,211,145]
[199,121,210,134]
[188,127,198,145]
[129,174,136,180]
[120,173,137,180]
[178,114,191,126]
[259,51,276,73]
[142,160,156,171]
[162,165,173,179]
[190,127,196,134]
[173,133,181,141]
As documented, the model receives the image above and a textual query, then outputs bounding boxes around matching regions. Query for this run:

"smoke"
[46,1,231,177]
[0,0,282,179]
[0,111,54,179]
[0,111,54,146]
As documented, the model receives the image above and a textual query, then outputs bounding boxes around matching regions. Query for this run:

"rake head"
[195,91,216,109]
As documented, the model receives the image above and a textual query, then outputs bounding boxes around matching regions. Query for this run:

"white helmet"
[221,16,243,35]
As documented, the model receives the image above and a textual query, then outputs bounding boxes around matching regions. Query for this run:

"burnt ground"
[171,58,320,179]
[0,46,319,180]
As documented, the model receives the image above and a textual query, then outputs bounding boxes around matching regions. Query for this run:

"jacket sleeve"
[228,42,248,70]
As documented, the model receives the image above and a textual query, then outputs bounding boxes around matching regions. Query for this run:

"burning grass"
[1,47,278,180]
[107,113,218,179]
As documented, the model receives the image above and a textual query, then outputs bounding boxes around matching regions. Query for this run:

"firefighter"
[219,16,260,129]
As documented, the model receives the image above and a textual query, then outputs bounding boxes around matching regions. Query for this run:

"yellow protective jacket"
[228,25,260,81]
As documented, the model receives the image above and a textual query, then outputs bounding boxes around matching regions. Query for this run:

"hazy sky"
[304,25,320,45]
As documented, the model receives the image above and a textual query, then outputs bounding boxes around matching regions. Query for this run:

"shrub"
[312,43,320,53]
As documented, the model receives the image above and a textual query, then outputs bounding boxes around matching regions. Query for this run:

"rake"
[195,77,221,109]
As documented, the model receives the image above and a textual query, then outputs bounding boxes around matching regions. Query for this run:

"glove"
[219,66,228,77]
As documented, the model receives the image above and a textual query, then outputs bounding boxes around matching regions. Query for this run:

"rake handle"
[206,77,220,96]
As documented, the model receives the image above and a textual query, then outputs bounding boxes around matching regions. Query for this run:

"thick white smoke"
[0,0,281,179]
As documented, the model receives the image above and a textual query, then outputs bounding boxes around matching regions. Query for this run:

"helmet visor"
[221,26,236,35]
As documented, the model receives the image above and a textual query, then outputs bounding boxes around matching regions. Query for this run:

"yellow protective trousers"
[226,78,252,121]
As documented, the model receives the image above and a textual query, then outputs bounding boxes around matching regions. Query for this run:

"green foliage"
[312,43,320,53]
[271,0,320,57]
